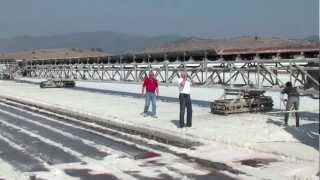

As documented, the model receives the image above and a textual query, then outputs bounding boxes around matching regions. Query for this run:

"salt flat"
[0,79,318,180]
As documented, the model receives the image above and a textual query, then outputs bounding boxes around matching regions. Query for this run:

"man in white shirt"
[178,71,192,128]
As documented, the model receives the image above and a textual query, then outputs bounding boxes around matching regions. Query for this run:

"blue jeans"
[144,92,156,116]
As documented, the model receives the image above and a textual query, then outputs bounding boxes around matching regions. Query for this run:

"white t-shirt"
[178,78,191,94]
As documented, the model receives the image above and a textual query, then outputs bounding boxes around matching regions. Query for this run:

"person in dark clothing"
[178,71,192,128]
[281,82,300,127]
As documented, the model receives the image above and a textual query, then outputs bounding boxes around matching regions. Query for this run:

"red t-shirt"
[143,78,158,93]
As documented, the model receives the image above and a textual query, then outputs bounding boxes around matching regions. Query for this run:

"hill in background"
[0,48,111,60]
[0,31,318,56]
[0,31,182,54]
[144,36,318,53]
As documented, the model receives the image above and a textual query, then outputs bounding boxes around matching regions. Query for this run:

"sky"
[0,0,318,39]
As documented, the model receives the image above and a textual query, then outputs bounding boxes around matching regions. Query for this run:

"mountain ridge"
[0,31,317,54]
[0,31,183,54]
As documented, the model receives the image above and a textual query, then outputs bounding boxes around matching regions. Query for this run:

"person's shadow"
[171,120,180,128]
[267,118,319,150]
[266,118,283,126]
[285,123,319,150]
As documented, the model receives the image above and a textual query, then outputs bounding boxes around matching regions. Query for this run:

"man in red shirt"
[141,71,159,118]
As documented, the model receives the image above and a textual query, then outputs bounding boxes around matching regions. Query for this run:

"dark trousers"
[179,93,192,127]
[284,96,300,127]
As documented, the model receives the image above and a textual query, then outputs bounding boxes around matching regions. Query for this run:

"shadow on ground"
[171,120,180,128]
[267,118,319,150]
[266,108,319,122]
[285,123,319,150]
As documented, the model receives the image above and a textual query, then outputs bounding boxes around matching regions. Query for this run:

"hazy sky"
[0,0,318,39]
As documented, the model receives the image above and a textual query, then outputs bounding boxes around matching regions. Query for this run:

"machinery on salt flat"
[40,79,75,88]
[210,87,273,114]
[0,73,11,80]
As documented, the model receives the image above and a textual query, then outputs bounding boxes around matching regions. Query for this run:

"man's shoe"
[151,115,158,119]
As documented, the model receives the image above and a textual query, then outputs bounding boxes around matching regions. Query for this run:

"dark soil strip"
[169,154,243,175]
[0,134,47,172]
[0,120,80,165]
[0,104,108,160]
[0,103,152,159]
[126,171,237,180]
[238,158,278,168]
[64,169,120,180]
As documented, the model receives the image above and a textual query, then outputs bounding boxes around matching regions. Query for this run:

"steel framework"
[23,58,318,89]
[1,47,319,91]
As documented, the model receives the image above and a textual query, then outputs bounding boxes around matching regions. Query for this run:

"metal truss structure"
[0,60,19,79]
[1,46,320,91]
